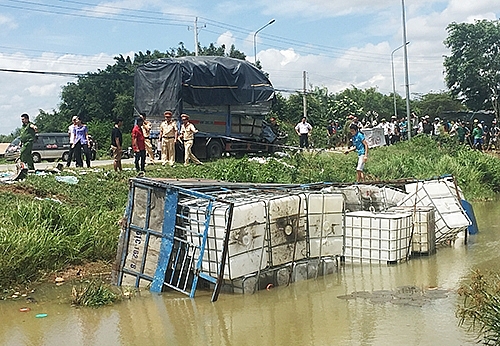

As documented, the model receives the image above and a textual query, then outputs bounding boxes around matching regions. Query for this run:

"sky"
[0,0,499,135]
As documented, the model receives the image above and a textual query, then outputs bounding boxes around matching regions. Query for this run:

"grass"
[71,280,120,307]
[0,135,499,290]
[457,270,500,345]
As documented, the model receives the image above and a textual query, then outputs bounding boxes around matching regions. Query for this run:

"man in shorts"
[344,123,369,182]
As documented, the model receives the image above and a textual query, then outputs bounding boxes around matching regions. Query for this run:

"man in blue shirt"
[344,123,369,182]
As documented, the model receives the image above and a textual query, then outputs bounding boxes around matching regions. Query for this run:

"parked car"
[5,132,97,163]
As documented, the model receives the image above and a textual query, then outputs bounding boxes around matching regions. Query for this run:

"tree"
[35,109,67,133]
[35,42,247,150]
[412,91,466,119]
[444,20,500,117]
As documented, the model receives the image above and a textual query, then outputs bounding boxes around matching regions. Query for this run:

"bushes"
[367,135,500,199]
[457,270,500,345]
[0,171,131,288]
[0,194,120,286]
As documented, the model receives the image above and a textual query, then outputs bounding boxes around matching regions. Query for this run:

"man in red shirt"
[132,117,146,172]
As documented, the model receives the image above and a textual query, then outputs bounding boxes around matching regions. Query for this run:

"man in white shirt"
[295,117,312,148]
[66,116,78,167]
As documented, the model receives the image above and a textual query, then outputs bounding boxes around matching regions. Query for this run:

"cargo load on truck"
[134,56,279,159]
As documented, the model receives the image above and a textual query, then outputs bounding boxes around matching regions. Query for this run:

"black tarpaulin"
[134,56,275,117]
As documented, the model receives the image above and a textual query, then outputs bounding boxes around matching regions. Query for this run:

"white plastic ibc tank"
[196,200,269,280]
[307,193,344,257]
[268,194,307,266]
[121,186,165,288]
[405,179,465,200]
[388,206,436,254]
[121,229,163,287]
[398,182,470,244]
[344,211,412,263]
[381,186,408,207]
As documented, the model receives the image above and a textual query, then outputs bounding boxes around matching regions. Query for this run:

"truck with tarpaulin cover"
[134,56,280,160]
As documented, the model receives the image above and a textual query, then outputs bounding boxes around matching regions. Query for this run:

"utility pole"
[303,71,307,119]
[194,17,199,56]
[401,0,412,139]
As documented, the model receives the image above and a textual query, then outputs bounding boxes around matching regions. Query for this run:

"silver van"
[5,133,71,163]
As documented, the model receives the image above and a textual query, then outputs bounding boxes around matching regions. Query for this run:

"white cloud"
[0,14,17,30]
[216,31,236,53]
[27,83,59,97]
[0,52,115,135]
[256,0,396,18]
[85,0,155,17]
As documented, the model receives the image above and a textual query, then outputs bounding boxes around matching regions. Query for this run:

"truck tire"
[62,152,70,162]
[207,140,223,159]
[32,152,41,163]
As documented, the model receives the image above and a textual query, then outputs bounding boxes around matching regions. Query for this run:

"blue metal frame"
[117,178,235,300]
[151,188,178,292]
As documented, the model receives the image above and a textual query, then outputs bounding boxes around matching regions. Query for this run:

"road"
[0,158,135,172]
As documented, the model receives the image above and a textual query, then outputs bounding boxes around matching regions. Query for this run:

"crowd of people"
[110,111,203,173]
[287,113,499,182]
[15,110,499,177]
[321,114,500,151]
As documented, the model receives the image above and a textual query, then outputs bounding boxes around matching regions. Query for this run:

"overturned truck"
[113,176,475,302]
[134,56,280,160]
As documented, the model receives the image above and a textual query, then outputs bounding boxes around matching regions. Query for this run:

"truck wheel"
[62,152,69,162]
[32,152,41,163]
[207,141,223,159]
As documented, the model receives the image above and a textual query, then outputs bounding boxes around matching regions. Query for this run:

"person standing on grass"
[179,113,202,166]
[132,117,146,172]
[73,117,91,168]
[66,116,78,167]
[326,119,337,150]
[295,117,312,148]
[19,113,37,170]
[159,110,178,166]
[139,113,156,164]
[344,123,369,182]
[472,119,484,151]
[111,117,123,172]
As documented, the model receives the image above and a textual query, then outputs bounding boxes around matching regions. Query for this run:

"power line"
[3,0,445,67]
[0,68,81,76]
[2,0,192,27]
[0,0,447,95]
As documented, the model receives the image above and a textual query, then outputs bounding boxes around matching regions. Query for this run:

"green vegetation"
[444,19,500,118]
[457,270,500,345]
[30,42,248,150]
[0,136,499,290]
[71,280,120,307]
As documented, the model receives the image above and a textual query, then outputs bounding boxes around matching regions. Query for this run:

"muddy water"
[1,202,499,346]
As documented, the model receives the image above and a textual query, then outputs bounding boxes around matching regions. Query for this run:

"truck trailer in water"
[113,176,475,302]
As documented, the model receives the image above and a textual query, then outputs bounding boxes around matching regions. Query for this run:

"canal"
[1,201,499,345]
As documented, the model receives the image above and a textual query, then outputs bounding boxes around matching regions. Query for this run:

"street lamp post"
[253,19,275,64]
[391,42,410,118]
[401,0,412,139]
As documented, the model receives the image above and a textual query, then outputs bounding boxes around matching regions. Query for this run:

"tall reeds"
[457,270,500,345]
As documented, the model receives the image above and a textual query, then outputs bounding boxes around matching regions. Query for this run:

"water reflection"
[1,202,499,345]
